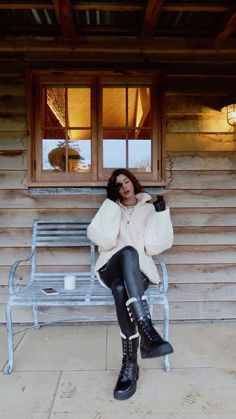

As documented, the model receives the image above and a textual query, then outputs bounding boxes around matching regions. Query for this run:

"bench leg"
[163,301,171,372]
[149,301,154,318]
[4,302,14,374]
[32,305,40,329]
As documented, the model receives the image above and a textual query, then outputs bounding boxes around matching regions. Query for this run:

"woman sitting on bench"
[87,168,174,401]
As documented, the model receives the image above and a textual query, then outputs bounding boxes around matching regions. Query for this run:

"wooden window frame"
[27,70,166,187]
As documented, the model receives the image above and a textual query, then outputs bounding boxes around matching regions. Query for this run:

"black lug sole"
[140,342,174,359]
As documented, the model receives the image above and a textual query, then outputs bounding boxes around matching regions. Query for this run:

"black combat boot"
[126,295,174,359]
[114,332,139,400]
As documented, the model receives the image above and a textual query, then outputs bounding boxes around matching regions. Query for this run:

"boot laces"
[140,318,160,342]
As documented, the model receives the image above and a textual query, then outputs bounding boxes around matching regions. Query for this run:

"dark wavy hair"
[108,168,144,195]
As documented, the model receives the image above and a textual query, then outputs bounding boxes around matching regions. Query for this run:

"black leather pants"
[99,246,149,337]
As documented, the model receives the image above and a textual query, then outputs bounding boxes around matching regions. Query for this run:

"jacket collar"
[118,192,151,208]
[136,192,152,204]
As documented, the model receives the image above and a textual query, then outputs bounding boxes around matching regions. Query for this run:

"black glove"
[106,178,122,202]
[153,195,166,212]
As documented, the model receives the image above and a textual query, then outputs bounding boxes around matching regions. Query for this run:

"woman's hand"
[106,178,122,202]
[153,195,166,212]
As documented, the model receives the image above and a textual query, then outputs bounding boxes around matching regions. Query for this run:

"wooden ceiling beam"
[52,0,77,39]
[163,3,228,13]
[0,2,143,11]
[0,2,54,9]
[73,2,143,12]
[0,2,229,13]
[140,0,165,40]
[1,35,236,54]
[215,5,236,45]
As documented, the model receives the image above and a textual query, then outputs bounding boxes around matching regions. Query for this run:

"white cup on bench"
[64,275,76,290]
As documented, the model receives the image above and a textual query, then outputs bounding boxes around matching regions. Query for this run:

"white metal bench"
[4,218,171,374]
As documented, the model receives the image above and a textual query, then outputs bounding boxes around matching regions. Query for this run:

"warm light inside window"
[227,104,236,126]
[102,86,152,172]
[42,85,92,173]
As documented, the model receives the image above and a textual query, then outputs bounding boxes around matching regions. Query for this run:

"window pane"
[128,87,150,128]
[103,139,126,168]
[68,129,91,140]
[44,87,66,127]
[43,139,66,172]
[103,87,126,127]
[128,140,151,172]
[68,87,91,127]
[68,140,91,173]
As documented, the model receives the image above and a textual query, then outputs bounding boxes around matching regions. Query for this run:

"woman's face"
[116,174,135,201]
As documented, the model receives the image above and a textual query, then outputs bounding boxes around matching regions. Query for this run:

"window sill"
[27,187,165,196]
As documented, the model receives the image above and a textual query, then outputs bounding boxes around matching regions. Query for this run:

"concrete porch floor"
[0,322,236,419]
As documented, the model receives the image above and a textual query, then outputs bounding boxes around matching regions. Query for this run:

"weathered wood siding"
[165,76,236,320]
[0,72,235,322]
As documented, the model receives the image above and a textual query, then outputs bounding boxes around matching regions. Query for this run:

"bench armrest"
[155,258,169,294]
[8,249,36,294]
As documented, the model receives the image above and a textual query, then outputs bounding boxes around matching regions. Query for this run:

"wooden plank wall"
[165,75,236,320]
[0,72,235,322]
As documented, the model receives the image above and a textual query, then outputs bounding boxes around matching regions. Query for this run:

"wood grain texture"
[0,189,235,209]
[163,245,236,264]
[0,190,104,209]
[166,114,228,133]
[167,264,236,284]
[0,78,25,96]
[0,151,27,170]
[1,263,236,286]
[1,301,235,322]
[171,208,236,227]
[166,170,236,189]
[1,226,236,247]
[1,245,235,266]
[0,170,27,189]
[0,131,28,150]
[1,282,236,303]
[166,94,224,113]
[166,133,236,151]
[173,227,236,245]
[168,283,236,302]
[167,152,236,170]
[0,207,235,228]
[167,190,236,208]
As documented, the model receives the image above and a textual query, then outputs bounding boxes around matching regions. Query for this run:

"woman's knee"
[111,279,127,300]
[119,245,138,260]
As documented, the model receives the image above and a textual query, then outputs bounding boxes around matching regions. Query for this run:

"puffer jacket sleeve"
[144,207,174,256]
[87,199,122,251]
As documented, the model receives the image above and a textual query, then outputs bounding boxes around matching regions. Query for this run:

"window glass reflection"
[68,129,90,140]
[44,87,66,127]
[68,140,91,173]
[128,140,151,172]
[103,140,126,168]
[43,139,91,173]
[43,139,66,172]
[68,87,91,127]
[103,87,126,127]
[128,87,150,128]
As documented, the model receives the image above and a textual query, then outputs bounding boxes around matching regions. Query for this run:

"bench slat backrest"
[31,218,95,280]
[34,219,91,247]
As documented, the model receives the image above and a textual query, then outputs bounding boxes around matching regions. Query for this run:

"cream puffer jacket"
[87,192,174,288]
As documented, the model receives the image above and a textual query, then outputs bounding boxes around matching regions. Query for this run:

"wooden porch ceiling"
[0,1,236,65]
